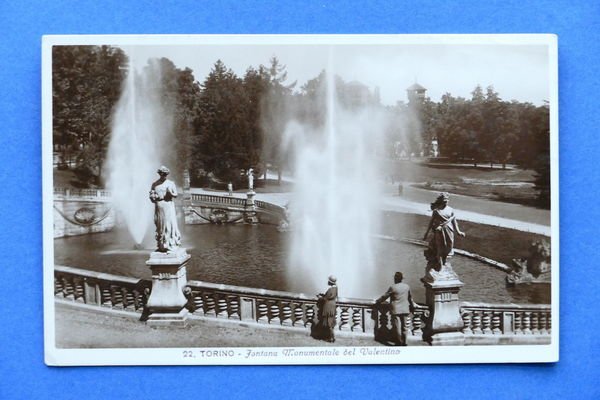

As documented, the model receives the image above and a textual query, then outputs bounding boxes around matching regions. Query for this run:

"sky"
[124,43,550,106]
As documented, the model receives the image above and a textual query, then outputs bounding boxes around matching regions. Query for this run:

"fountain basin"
[54,224,550,304]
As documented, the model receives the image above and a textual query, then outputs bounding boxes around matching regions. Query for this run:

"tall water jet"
[286,50,385,296]
[106,51,174,245]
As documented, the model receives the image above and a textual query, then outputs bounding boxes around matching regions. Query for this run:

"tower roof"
[407,83,426,91]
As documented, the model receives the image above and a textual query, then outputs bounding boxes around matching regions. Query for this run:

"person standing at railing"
[376,272,417,346]
[317,275,338,343]
[227,182,233,196]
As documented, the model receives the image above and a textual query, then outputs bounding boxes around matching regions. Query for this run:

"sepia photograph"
[43,34,558,365]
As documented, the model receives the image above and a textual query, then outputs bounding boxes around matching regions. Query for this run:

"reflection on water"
[54,225,550,304]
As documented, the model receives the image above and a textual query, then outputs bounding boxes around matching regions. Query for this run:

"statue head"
[431,192,449,209]
[157,165,170,177]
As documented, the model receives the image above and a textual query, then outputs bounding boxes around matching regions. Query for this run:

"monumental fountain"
[53,49,551,344]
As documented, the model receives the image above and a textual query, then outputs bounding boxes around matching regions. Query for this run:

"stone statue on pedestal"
[247,168,254,191]
[422,192,466,281]
[149,165,181,253]
[145,166,190,327]
[421,192,466,344]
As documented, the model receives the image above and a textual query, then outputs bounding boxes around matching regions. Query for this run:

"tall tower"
[406,83,427,103]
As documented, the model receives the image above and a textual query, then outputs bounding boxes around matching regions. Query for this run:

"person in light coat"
[376,272,417,346]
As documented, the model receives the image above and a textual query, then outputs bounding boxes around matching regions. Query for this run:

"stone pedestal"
[145,248,190,327]
[422,263,465,345]
[244,190,259,224]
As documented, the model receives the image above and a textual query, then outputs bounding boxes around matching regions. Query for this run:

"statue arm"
[168,181,178,198]
[452,215,465,237]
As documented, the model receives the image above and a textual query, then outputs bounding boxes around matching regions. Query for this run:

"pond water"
[54,224,550,304]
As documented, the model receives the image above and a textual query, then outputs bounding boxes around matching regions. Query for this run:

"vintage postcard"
[43,34,559,365]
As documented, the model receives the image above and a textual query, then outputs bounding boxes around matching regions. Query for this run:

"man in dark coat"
[318,275,338,343]
[376,272,416,346]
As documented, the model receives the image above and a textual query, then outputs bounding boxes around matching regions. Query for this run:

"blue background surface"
[0,1,597,398]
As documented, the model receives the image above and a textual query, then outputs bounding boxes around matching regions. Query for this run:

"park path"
[55,301,380,349]
[190,186,551,236]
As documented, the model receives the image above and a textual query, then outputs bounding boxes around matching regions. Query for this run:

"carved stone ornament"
[73,207,97,224]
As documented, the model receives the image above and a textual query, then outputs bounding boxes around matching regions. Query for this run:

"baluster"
[305,304,315,326]
[514,311,522,334]
[280,302,292,326]
[413,311,424,336]
[339,306,350,331]
[522,312,532,334]
[405,314,414,336]
[351,308,363,332]
[54,275,64,296]
[378,308,390,333]
[268,301,281,325]
[227,295,240,319]
[482,311,493,334]
[204,293,217,317]
[193,291,204,315]
[256,300,269,323]
[531,312,540,334]
[538,313,547,335]
[62,276,74,299]
[472,311,483,334]
[100,285,112,307]
[120,287,129,309]
[462,311,473,334]
[74,277,85,302]
[111,285,124,308]
[492,312,502,334]
[546,313,552,334]
[216,294,228,318]
[124,288,136,311]
[132,289,143,311]
[293,303,305,327]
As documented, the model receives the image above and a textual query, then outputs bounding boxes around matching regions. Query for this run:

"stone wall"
[53,189,115,238]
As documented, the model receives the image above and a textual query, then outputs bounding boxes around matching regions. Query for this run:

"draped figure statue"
[423,192,466,270]
[149,166,181,252]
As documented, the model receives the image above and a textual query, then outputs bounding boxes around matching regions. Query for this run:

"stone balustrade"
[54,266,550,345]
[186,193,285,225]
[54,187,112,200]
[460,302,551,344]
[55,265,150,312]
[190,193,247,207]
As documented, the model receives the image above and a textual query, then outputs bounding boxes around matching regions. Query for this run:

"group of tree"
[391,85,550,206]
[52,45,550,206]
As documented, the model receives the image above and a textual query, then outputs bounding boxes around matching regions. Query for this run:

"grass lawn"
[381,211,549,267]
[385,160,542,207]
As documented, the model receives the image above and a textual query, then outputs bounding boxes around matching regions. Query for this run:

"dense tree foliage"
[53,47,550,205]
[52,45,126,185]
